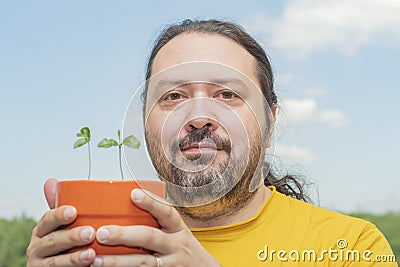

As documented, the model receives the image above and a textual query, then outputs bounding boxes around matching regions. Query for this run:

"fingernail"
[91,257,103,267]
[131,189,145,202]
[63,207,76,220]
[80,227,94,241]
[80,248,94,262]
[97,227,110,242]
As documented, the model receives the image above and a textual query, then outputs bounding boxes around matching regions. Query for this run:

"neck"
[181,185,271,228]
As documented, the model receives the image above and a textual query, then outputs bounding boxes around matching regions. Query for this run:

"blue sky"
[1,0,399,219]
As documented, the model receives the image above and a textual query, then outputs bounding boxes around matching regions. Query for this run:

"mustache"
[174,127,232,153]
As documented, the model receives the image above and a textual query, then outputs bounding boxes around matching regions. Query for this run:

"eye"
[164,92,185,101]
[216,91,238,100]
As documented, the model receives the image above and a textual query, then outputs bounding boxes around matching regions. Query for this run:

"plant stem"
[87,142,91,180]
[118,145,124,180]
[117,130,124,180]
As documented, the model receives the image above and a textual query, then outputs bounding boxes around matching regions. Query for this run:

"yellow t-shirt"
[191,186,397,266]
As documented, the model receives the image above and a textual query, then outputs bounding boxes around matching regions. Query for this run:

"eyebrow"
[155,78,248,91]
[211,78,249,90]
[155,79,188,89]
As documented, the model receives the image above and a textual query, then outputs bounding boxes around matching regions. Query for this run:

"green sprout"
[73,127,92,179]
[97,130,140,180]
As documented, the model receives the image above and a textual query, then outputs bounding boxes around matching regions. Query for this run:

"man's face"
[144,33,272,219]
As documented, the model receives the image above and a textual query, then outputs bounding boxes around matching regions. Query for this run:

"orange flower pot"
[56,180,166,255]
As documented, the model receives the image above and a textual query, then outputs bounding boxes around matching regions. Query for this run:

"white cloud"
[283,98,317,122]
[299,87,328,98]
[244,0,400,57]
[281,98,348,128]
[275,144,318,164]
[275,73,295,86]
[275,73,328,98]
[319,109,348,128]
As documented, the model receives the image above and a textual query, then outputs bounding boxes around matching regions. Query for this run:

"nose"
[181,97,219,133]
[184,117,218,133]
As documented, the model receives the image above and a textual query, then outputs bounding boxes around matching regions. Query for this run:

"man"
[27,19,396,266]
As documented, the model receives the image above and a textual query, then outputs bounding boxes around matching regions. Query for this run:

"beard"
[145,126,264,221]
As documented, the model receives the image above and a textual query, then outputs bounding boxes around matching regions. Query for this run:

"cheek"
[231,109,263,152]
[146,108,186,149]
[164,110,189,140]
[214,108,254,153]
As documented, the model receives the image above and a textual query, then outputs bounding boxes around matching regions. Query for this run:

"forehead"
[151,33,259,87]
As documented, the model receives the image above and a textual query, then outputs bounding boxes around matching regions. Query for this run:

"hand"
[91,189,221,267]
[26,178,97,266]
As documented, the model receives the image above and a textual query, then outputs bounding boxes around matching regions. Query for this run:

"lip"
[181,143,221,153]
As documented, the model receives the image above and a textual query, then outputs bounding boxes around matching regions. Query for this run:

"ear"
[265,104,277,148]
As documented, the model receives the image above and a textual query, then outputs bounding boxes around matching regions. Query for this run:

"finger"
[26,229,40,258]
[34,226,95,258]
[38,248,96,267]
[96,225,173,254]
[36,205,77,237]
[91,254,168,267]
[44,178,58,209]
[131,189,186,233]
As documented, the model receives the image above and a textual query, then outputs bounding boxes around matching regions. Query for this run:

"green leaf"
[122,135,141,149]
[80,127,91,140]
[97,138,119,148]
[76,127,91,140]
[74,138,89,149]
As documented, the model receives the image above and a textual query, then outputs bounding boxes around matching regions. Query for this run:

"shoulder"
[271,189,395,257]
[271,187,371,225]
[275,189,376,233]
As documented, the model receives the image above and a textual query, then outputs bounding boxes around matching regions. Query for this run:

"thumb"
[44,178,58,209]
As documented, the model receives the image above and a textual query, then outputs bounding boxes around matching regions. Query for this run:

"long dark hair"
[143,19,310,202]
